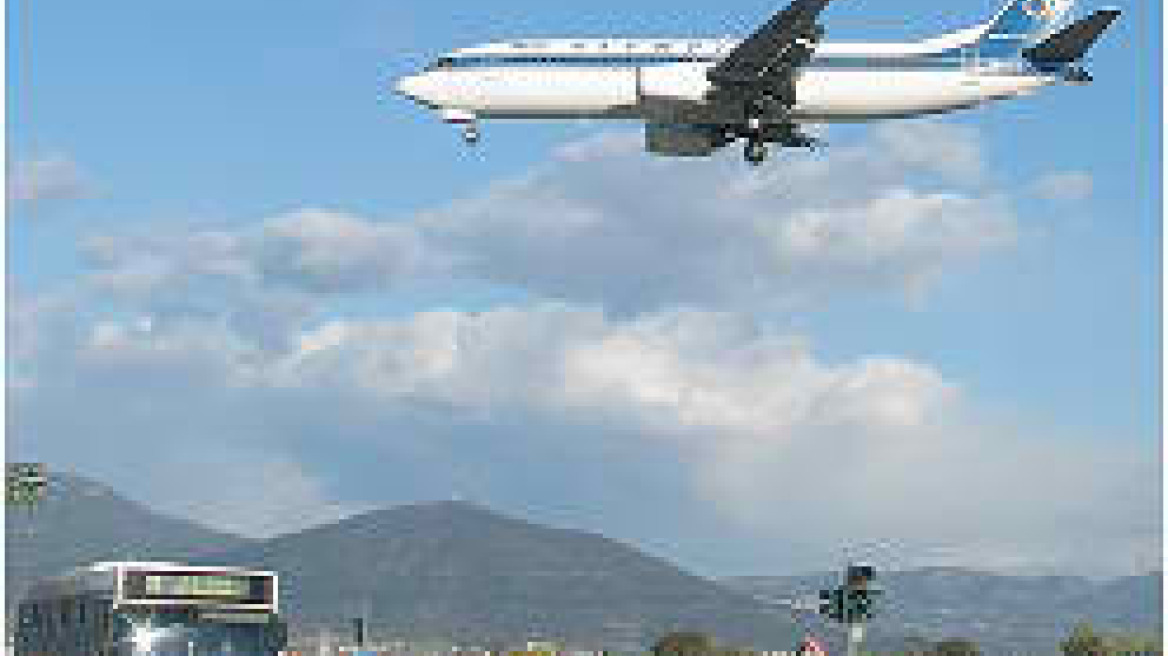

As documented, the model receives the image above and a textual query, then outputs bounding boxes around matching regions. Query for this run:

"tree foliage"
[1061,622,1163,656]
[652,632,718,656]
[1062,622,1111,656]
[930,637,981,656]
[1106,631,1161,654]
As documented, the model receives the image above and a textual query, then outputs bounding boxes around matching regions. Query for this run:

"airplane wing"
[707,0,834,92]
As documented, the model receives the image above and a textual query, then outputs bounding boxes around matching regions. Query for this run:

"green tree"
[930,638,981,656]
[1105,630,1162,655]
[652,632,718,656]
[899,635,932,656]
[1062,622,1111,656]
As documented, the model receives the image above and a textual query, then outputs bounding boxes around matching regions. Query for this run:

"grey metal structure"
[14,561,287,656]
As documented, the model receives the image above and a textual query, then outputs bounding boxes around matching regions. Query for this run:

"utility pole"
[353,617,366,649]
[845,622,864,656]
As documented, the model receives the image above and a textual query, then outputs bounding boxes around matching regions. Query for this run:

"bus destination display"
[124,571,272,604]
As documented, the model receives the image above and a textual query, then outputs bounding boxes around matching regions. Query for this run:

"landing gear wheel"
[462,125,481,146]
[745,140,769,166]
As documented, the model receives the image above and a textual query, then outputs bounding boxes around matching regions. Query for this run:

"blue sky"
[7,0,1160,578]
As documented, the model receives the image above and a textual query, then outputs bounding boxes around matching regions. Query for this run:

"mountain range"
[193,499,797,649]
[724,568,1161,653]
[5,471,248,604]
[5,470,1160,652]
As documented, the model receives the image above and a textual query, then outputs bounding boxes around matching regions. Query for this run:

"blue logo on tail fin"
[975,0,1070,58]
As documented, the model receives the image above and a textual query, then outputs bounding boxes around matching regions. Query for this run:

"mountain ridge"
[192,497,796,649]
[6,470,1159,652]
[5,470,250,603]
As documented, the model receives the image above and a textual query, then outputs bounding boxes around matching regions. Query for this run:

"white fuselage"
[396,36,1060,124]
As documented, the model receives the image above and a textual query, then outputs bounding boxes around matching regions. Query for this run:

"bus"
[14,561,288,656]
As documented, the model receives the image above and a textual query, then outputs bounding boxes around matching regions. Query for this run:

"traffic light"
[849,588,869,622]
[6,463,48,508]
[844,567,882,622]
[846,564,874,589]
[818,588,845,622]
[820,565,883,624]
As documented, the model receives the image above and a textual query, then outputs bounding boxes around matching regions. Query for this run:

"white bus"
[14,561,287,656]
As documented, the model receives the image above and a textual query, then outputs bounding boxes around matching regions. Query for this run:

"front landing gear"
[440,109,481,147]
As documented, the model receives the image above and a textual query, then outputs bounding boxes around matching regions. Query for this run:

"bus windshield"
[115,613,285,656]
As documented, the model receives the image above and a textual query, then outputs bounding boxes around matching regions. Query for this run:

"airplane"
[394,0,1120,164]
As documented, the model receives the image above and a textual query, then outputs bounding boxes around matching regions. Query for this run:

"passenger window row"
[437,55,719,68]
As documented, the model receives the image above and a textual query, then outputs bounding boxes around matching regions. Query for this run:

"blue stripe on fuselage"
[440,53,1030,71]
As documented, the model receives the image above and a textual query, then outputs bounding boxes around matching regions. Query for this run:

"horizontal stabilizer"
[1022,8,1121,63]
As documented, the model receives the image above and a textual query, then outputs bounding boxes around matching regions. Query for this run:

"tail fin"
[1022,8,1121,63]
[974,0,1077,57]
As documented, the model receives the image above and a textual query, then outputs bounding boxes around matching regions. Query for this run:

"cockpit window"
[426,57,455,71]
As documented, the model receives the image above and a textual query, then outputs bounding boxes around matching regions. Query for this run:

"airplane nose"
[395,74,429,101]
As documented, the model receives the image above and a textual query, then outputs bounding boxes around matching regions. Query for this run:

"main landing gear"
[1065,66,1092,84]
[745,140,769,166]
[735,101,825,165]
[739,128,823,165]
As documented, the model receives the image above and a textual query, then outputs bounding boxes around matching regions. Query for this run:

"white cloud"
[155,451,371,539]
[9,126,1155,576]
[252,209,439,293]
[8,155,91,204]
[77,121,1015,317]
[12,299,1157,574]
[870,121,985,183]
[1031,170,1094,202]
[274,306,953,439]
[420,121,1013,312]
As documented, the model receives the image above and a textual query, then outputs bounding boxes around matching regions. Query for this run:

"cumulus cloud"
[8,155,91,204]
[421,121,1011,312]
[11,301,947,547]
[1031,170,1094,202]
[27,303,952,441]
[11,298,1157,574]
[157,451,372,539]
[276,306,954,439]
[77,121,1015,318]
[9,125,1155,576]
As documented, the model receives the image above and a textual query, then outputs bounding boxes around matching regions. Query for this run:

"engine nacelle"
[644,123,725,157]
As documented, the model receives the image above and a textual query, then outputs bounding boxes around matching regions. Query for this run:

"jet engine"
[644,123,728,157]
